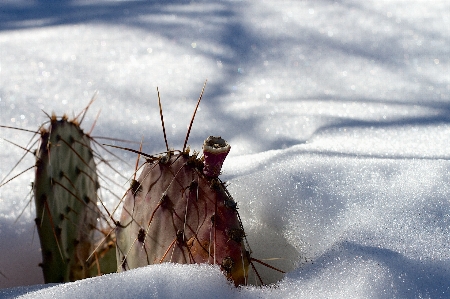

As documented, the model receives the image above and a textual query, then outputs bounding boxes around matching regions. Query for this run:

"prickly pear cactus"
[34,114,102,282]
[116,136,251,286]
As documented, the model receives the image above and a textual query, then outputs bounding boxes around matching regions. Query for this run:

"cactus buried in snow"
[0,99,120,283]
[116,137,251,285]
[114,83,283,286]
[33,114,101,282]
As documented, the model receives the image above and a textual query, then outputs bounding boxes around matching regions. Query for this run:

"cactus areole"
[116,136,251,286]
[34,115,100,283]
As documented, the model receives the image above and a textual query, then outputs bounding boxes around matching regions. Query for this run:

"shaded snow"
[1,0,450,298]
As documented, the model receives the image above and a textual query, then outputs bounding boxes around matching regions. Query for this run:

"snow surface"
[1,0,450,298]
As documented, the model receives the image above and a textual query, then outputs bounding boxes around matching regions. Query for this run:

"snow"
[0,0,449,298]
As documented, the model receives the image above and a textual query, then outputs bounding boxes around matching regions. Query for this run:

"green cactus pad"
[34,114,104,283]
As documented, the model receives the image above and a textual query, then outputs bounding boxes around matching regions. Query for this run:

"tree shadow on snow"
[1,0,449,154]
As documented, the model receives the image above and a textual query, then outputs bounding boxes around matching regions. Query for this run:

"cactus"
[33,113,103,282]
[1,89,283,286]
[116,137,251,285]
[0,100,117,283]
[114,84,283,286]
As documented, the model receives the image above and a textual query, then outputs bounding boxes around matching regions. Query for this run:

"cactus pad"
[116,136,252,285]
[34,114,107,282]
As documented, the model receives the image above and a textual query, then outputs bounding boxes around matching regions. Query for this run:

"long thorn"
[0,138,38,186]
[86,227,115,262]
[159,237,177,263]
[14,188,33,223]
[0,125,38,134]
[76,91,98,125]
[0,166,35,188]
[41,109,51,119]
[249,260,264,286]
[90,136,141,144]
[183,80,207,152]
[1,138,35,154]
[91,140,132,172]
[134,138,143,181]
[103,144,179,160]
[157,87,169,152]
[43,200,65,263]
[88,109,102,136]
[251,257,285,273]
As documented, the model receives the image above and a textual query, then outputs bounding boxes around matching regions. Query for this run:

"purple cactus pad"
[202,136,230,178]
